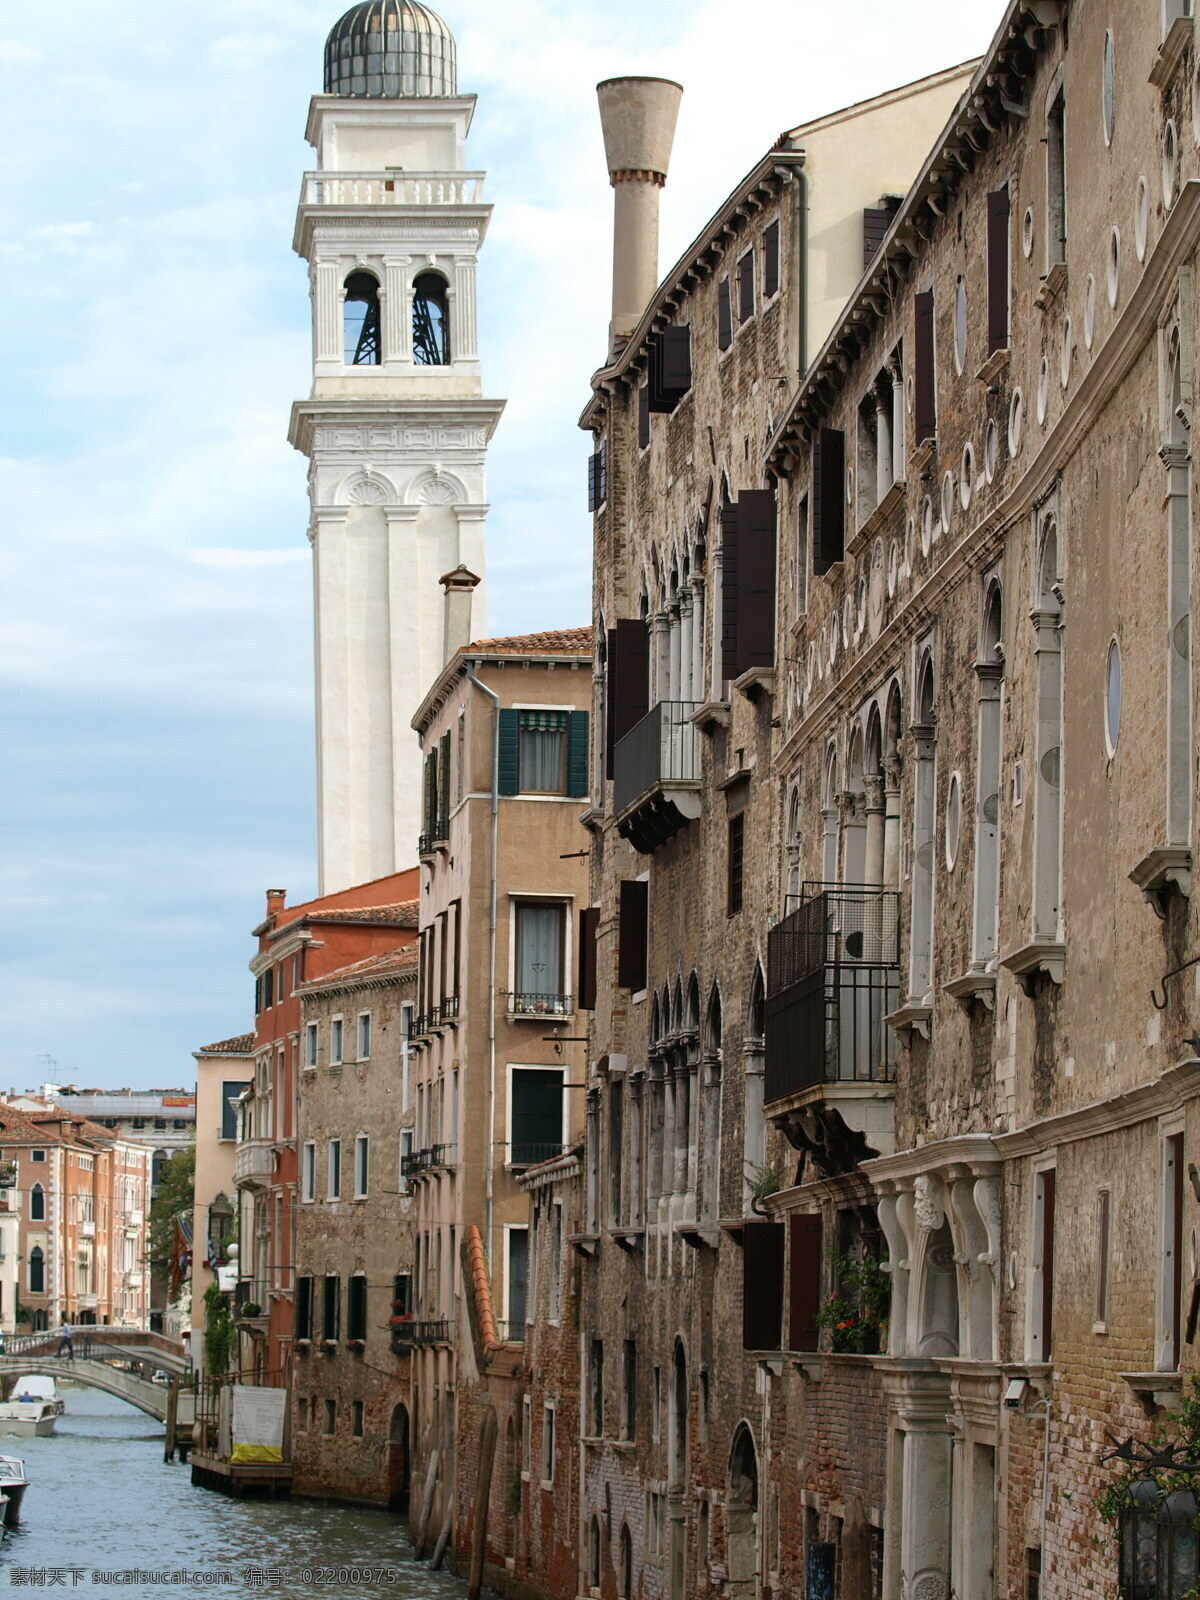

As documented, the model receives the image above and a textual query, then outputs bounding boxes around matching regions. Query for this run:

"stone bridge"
[0,1329,192,1425]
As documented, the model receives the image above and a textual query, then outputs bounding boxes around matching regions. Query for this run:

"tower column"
[384,256,414,363]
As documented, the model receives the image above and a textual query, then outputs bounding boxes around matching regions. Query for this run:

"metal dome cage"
[324,1,457,99]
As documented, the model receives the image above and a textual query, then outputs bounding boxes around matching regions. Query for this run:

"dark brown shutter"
[987,187,1011,354]
[1172,1133,1185,1366]
[742,1221,785,1351]
[587,451,597,513]
[1041,1169,1056,1359]
[720,499,741,682]
[605,619,650,779]
[763,220,780,298]
[735,488,776,673]
[638,381,650,448]
[649,327,692,412]
[605,628,617,779]
[914,289,936,443]
[862,199,900,267]
[578,907,599,1011]
[737,249,755,323]
[788,1214,823,1351]
[617,880,648,992]
[812,428,845,574]
[718,279,732,350]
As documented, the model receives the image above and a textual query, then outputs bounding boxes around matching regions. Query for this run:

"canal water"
[0,1386,469,1600]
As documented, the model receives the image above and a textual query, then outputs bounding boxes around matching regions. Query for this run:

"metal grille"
[613,701,702,816]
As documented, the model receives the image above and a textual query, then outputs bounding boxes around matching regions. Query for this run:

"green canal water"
[0,1387,467,1600]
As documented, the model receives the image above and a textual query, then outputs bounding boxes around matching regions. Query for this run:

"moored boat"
[0,1456,30,1524]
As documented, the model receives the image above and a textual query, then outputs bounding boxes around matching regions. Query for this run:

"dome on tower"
[324,1,457,99]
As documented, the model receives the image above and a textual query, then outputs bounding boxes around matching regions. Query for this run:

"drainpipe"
[1030,1394,1052,1579]
[465,663,500,1267]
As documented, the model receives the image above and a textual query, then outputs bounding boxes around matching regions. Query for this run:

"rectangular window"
[604,617,650,780]
[541,1405,556,1483]
[1030,1168,1056,1360]
[638,381,651,449]
[987,186,1011,352]
[578,906,599,1012]
[621,1339,637,1440]
[549,1203,563,1321]
[297,1397,308,1433]
[812,427,846,574]
[301,1142,316,1203]
[728,813,745,916]
[1162,1132,1185,1370]
[295,1275,313,1341]
[324,1397,336,1435]
[510,1068,565,1167]
[399,1129,413,1193]
[357,1013,371,1060]
[862,199,899,266]
[742,1220,786,1351]
[347,1274,367,1341]
[913,290,936,443]
[617,879,649,991]
[763,219,780,299]
[737,248,755,323]
[31,1150,44,1162]
[508,1227,529,1328]
[1046,90,1066,268]
[304,1023,318,1068]
[652,1366,661,1440]
[717,278,732,351]
[788,1213,823,1352]
[263,968,273,1009]
[721,487,777,681]
[220,1082,246,1142]
[354,1134,369,1198]
[514,900,566,1007]
[796,494,809,614]
[588,1338,604,1437]
[328,1139,342,1200]
[1094,1190,1111,1328]
[518,710,568,793]
[392,1272,412,1318]
[351,1400,364,1438]
[648,326,692,412]
[331,1018,343,1065]
[322,1275,340,1343]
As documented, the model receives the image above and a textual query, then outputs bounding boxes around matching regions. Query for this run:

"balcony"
[80,1221,96,1239]
[389,1318,453,1355]
[507,991,572,1019]
[125,1210,144,1230]
[401,1145,456,1180]
[0,1162,16,1190]
[235,1139,276,1188]
[302,171,485,208]
[613,701,703,853]
[507,1141,572,1170]
[441,993,460,1023]
[494,1320,525,1345]
[764,885,900,1172]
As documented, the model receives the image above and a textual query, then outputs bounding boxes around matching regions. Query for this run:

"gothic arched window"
[29,1244,44,1294]
[30,1183,44,1222]
[413,272,449,365]
[344,271,381,366]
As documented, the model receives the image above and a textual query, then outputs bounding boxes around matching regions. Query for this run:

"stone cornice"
[296,967,416,1002]
[993,1058,1200,1157]
[289,396,506,456]
[862,1134,1003,1188]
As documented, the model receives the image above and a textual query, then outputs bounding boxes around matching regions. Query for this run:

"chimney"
[596,76,683,354]
[266,889,286,919]
[440,565,482,665]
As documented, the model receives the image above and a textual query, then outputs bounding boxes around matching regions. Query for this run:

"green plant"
[745,1159,783,1207]
[238,1302,262,1318]
[1097,1372,1200,1526]
[204,1281,234,1375]
[508,1472,522,1515]
[814,1249,890,1354]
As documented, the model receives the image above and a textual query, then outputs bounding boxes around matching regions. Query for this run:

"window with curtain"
[518,710,568,793]
[514,902,566,1009]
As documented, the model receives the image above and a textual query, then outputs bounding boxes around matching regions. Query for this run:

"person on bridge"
[55,1320,73,1361]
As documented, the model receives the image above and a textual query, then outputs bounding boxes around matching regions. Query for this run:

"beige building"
[406,621,592,1560]
[190,1035,253,1367]
[290,946,418,1506]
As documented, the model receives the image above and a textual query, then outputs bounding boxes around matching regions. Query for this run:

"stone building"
[190,1035,253,1369]
[290,945,418,1506]
[406,621,591,1566]
[572,57,976,1600]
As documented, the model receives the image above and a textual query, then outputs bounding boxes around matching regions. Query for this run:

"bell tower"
[290,0,505,894]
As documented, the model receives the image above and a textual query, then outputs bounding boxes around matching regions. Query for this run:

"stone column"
[889,352,906,480]
[875,378,894,505]
[313,259,343,364]
[882,756,902,893]
[690,576,706,702]
[864,773,886,890]
[679,591,694,703]
[971,662,1003,965]
[668,605,682,703]
[383,256,412,364]
[1030,604,1063,942]
[652,613,671,704]
[1162,441,1192,847]
[908,726,937,1001]
[453,257,479,361]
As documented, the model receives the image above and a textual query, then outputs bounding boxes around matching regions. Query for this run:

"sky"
[0,0,999,1091]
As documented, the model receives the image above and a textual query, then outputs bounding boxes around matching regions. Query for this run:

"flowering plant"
[813,1249,889,1353]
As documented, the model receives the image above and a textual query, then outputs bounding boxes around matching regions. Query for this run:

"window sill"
[1129,846,1192,917]
[1122,1370,1183,1414]
[975,348,1010,386]
[848,478,907,556]
[1035,263,1067,310]
[908,437,936,480]
[1000,939,1065,993]
[1151,16,1192,86]
[690,700,730,734]
[884,1000,932,1041]
[608,1227,644,1253]
[568,1231,601,1259]
[733,667,776,704]
[942,969,997,1012]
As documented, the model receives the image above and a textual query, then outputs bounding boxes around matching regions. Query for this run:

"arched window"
[344,272,381,366]
[30,1183,44,1222]
[29,1245,44,1294]
[588,1515,602,1591]
[972,582,1005,967]
[619,1524,633,1600]
[413,272,449,365]
[669,1339,688,1490]
[701,986,723,1223]
[727,1425,760,1600]
[908,654,938,1002]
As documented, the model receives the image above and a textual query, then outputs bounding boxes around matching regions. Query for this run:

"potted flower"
[814,1250,889,1354]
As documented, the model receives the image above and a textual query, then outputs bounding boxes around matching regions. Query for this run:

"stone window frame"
[356,1010,372,1062]
[301,1141,316,1204]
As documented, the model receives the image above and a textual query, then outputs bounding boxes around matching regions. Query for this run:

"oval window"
[1022,206,1035,259]
[1102,31,1115,147]
[1084,273,1097,349]
[1060,316,1073,389]
[1134,176,1149,262]
[1036,355,1050,425]
[960,444,974,509]
[940,471,955,534]
[945,773,962,869]
[1106,637,1122,756]
[1008,388,1024,457]
[1163,120,1179,208]
[954,278,968,374]
[1107,226,1122,307]
[984,419,999,483]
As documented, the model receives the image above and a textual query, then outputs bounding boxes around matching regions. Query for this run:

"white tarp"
[231,1384,286,1464]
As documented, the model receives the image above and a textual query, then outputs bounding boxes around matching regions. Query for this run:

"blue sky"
[0,0,996,1090]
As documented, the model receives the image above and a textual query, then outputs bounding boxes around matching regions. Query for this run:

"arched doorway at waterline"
[387,1403,411,1512]
[727,1423,759,1600]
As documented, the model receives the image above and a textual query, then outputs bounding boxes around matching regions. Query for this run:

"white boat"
[0,1376,64,1437]
[0,1456,30,1524]
[8,1376,63,1415]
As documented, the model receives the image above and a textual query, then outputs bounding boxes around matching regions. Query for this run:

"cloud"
[0,41,39,65]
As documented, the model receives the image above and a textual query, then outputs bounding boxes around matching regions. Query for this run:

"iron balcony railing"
[493,1320,526,1344]
[441,993,460,1021]
[613,701,703,818]
[764,884,901,1105]
[508,991,572,1017]
[389,1318,452,1353]
[509,1141,571,1169]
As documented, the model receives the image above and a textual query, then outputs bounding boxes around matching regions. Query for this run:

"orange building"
[234,870,419,1381]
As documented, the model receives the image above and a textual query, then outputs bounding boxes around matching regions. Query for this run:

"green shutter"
[498,709,520,795]
[567,711,590,797]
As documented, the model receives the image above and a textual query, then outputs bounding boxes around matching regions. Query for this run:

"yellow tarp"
[231,1443,283,1464]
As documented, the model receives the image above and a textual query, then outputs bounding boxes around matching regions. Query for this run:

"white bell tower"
[290,0,505,894]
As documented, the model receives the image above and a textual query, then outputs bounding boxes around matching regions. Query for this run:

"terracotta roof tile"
[198,1033,254,1056]
[299,946,419,993]
[0,1104,58,1141]
[295,899,419,929]
[467,627,593,656]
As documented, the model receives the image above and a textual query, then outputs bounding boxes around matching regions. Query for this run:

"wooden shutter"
[863,202,899,267]
[638,381,651,449]
[497,709,520,796]
[437,731,451,831]
[1041,1169,1056,1359]
[735,488,776,673]
[587,451,598,513]
[763,220,780,298]
[610,618,650,752]
[987,187,1011,353]
[649,326,692,412]
[914,289,936,442]
[348,1275,367,1341]
[788,1214,823,1351]
[511,1068,564,1163]
[295,1275,313,1341]
[566,710,590,797]
[617,879,648,991]
[737,249,755,322]
[742,1221,785,1351]
[718,278,732,350]
[578,906,599,1010]
[597,443,607,507]
[720,499,741,682]
[812,428,845,574]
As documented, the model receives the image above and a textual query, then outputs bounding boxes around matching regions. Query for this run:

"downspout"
[465,664,500,1269]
